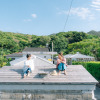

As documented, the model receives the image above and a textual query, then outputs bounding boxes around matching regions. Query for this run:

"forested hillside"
[0,31,32,54]
[0,31,88,54]
[0,30,100,66]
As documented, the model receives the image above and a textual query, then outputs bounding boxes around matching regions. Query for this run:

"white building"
[64,52,95,61]
[6,47,57,61]
[64,52,95,65]
[6,52,23,60]
[22,47,57,60]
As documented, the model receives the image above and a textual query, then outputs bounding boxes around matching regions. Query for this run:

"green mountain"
[87,30,100,37]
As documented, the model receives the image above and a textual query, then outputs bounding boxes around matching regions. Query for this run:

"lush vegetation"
[0,31,33,67]
[66,38,100,60]
[0,30,100,67]
[72,61,100,81]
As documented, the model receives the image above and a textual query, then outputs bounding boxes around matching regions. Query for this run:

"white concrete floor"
[94,86,100,100]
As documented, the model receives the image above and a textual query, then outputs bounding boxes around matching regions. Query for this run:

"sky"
[0,0,100,36]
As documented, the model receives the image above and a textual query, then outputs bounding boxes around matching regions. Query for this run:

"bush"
[72,61,100,81]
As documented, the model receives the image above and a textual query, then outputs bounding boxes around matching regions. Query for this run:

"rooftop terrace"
[0,56,97,84]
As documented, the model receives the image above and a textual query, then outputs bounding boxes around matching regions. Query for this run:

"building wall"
[0,84,95,100]
[0,90,94,100]
[23,54,51,60]
[36,54,51,60]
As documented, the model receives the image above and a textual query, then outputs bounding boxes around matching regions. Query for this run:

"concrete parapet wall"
[0,90,94,100]
[0,84,96,100]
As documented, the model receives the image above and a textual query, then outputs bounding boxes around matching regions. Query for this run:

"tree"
[50,35,68,52]
[30,36,51,47]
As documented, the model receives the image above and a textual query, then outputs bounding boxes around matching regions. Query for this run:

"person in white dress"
[23,54,36,78]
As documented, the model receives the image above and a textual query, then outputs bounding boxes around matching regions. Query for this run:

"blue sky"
[0,0,100,35]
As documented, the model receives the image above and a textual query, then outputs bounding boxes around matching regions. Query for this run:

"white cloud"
[31,14,37,18]
[24,19,32,22]
[71,8,94,20]
[91,0,100,11]
[23,13,37,22]
[96,8,100,10]
[58,10,67,15]
[58,7,95,20]
[92,0,100,5]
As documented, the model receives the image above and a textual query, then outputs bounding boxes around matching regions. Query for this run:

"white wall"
[23,54,51,60]
[35,54,51,60]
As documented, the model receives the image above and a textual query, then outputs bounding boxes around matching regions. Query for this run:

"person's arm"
[61,58,66,64]
[61,58,68,66]
[27,65,30,67]
[61,60,65,63]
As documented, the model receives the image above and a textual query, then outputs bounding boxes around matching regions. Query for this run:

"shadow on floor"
[10,69,23,78]
[33,68,59,79]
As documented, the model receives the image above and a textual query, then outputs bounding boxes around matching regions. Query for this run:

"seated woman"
[23,54,36,78]
[60,52,68,66]
[56,53,67,75]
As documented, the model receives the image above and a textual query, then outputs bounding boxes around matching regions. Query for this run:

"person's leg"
[62,63,67,75]
[24,70,27,78]
[27,68,32,76]
[58,63,62,75]
[62,63,64,71]
[27,68,31,72]
[58,70,61,75]
[64,64,67,75]
[64,69,67,75]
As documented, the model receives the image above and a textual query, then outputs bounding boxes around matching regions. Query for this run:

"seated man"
[23,54,36,78]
